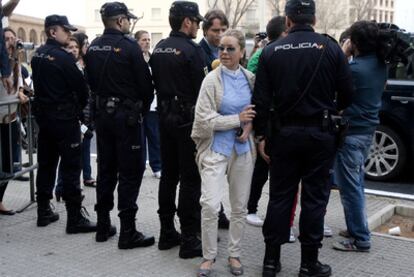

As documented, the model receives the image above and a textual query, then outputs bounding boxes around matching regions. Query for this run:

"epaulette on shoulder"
[123,34,137,43]
[321,33,339,45]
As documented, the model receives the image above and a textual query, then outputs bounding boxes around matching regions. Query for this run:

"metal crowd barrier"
[0,97,37,212]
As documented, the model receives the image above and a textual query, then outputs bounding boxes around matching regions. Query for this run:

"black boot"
[37,200,59,227]
[65,196,97,234]
[299,246,331,277]
[158,217,181,250]
[118,217,155,249]
[179,233,202,259]
[262,244,281,277]
[95,210,117,242]
[218,203,230,229]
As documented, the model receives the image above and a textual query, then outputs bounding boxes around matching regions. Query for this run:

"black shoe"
[95,212,117,242]
[179,234,202,259]
[118,229,155,249]
[299,261,332,277]
[37,201,59,227]
[218,212,230,230]
[66,204,97,234]
[158,229,181,250]
[55,191,62,202]
[14,175,30,182]
[262,260,281,277]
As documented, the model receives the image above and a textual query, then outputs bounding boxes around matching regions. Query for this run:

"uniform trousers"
[95,109,145,219]
[263,126,336,249]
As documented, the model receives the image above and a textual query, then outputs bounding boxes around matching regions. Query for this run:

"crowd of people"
[0,0,392,276]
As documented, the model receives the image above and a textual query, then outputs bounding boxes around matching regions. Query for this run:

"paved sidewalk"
[1,157,414,277]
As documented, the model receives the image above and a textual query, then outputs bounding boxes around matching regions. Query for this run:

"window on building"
[372,10,378,21]
[151,33,163,49]
[385,0,389,7]
[379,10,383,22]
[95,9,101,22]
[385,11,389,22]
[151,8,162,20]
[17,28,26,41]
[29,29,38,45]
[246,9,256,22]
[391,0,394,8]
[390,12,394,23]
[380,0,383,6]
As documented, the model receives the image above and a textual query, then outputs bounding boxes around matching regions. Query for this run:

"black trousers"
[263,126,336,249]
[0,122,17,201]
[35,116,82,201]
[95,110,145,219]
[158,115,201,235]
[247,154,269,214]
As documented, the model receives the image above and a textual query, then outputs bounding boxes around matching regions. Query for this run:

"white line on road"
[365,189,414,201]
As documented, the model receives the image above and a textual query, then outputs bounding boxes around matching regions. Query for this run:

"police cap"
[100,2,137,19]
[45,15,77,31]
[170,1,206,23]
[285,0,316,16]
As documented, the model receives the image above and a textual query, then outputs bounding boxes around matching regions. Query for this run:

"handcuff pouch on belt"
[328,112,349,147]
[159,97,195,128]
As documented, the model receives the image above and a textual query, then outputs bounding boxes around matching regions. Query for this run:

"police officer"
[252,1,354,276]
[149,1,207,259]
[32,15,96,233]
[84,2,155,249]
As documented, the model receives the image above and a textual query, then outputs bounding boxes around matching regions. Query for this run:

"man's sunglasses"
[218,46,236,53]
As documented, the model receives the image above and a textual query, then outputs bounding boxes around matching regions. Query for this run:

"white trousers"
[199,149,254,260]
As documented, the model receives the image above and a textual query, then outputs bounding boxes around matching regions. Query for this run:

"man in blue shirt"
[333,21,387,253]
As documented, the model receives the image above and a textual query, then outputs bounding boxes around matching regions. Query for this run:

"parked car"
[364,43,414,181]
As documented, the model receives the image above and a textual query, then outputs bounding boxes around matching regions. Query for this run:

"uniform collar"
[103,28,125,36]
[289,24,315,34]
[170,31,192,39]
[46,38,65,47]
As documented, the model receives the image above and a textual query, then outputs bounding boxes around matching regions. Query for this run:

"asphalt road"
[90,134,414,196]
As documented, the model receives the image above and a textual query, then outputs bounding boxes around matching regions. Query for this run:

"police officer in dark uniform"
[149,1,207,259]
[84,2,155,249]
[32,15,96,234]
[252,1,354,276]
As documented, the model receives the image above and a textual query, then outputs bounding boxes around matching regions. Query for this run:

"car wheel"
[364,125,407,181]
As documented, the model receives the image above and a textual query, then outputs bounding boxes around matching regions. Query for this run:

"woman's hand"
[18,89,29,104]
[236,122,252,143]
[239,104,256,123]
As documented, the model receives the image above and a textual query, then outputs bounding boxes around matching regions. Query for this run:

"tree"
[315,0,348,37]
[207,0,257,28]
[350,0,375,21]
[267,0,283,16]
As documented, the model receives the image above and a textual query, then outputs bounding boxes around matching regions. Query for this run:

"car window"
[388,35,414,80]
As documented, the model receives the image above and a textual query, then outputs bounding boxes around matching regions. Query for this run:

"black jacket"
[149,31,208,104]
[199,38,216,72]
[252,25,354,136]
[31,38,89,118]
[84,28,154,113]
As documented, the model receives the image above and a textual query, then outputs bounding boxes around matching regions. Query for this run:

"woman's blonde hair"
[221,29,246,50]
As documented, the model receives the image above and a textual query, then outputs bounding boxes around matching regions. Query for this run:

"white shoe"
[289,227,296,243]
[153,171,161,179]
[324,224,333,237]
[246,214,264,227]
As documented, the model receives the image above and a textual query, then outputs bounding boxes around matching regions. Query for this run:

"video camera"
[377,23,414,65]
[16,41,35,51]
[256,32,267,40]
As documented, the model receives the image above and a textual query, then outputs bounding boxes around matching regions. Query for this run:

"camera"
[377,23,414,65]
[256,32,267,40]
[16,41,35,51]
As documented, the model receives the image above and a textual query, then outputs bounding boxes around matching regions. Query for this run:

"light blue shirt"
[211,66,252,157]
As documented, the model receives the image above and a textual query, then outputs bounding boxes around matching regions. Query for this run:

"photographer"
[332,20,387,253]
[0,26,29,216]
